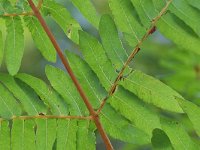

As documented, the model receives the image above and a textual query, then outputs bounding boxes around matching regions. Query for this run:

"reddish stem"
[27,0,113,149]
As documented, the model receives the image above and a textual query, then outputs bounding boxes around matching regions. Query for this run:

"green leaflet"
[36,119,57,150]
[16,73,68,116]
[169,0,200,37]
[24,16,56,62]
[67,23,81,44]
[79,31,117,90]
[42,0,73,32]
[66,51,107,109]
[0,83,21,119]
[99,15,128,70]
[108,0,146,42]
[56,119,77,150]
[42,0,81,44]
[101,104,150,145]
[109,87,161,135]
[186,0,200,10]
[131,0,158,28]
[0,30,3,67]
[161,119,198,150]
[5,16,24,75]
[177,98,200,137]
[0,121,10,150]
[151,128,173,150]
[11,120,36,150]
[45,65,88,116]
[0,74,47,116]
[153,8,200,55]
[21,120,36,150]
[77,121,96,150]
[71,0,100,28]
[66,52,149,144]
[120,70,183,113]
[123,32,138,48]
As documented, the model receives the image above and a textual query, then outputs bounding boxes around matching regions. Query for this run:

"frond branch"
[0,115,92,122]
[27,0,113,149]
[96,0,173,115]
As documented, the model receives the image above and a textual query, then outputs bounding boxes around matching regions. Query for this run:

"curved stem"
[27,0,113,149]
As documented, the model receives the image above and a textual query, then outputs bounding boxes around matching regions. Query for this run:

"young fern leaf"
[42,0,82,44]
[56,119,78,150]
[99,15,129,70]
[15,73,69,115]
[108,0,146,42]
[11,119,36,150]
[79,31,117,90]
[76,120,96,150]
[24,16,57,62]
[0,83,21,119]
[70,0,100,28]
[45,65,88,116]
[5,16,24,75]
[119,70,184,113]
[0,74,47,115]
[0,121,11,150]
[35,119,57,150]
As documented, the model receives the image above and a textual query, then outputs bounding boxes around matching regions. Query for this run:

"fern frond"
[1,0,200,149]
[66,51,151,144]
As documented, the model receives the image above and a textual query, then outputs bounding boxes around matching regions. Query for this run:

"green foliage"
[120,70,183,113]
[0,0,200,149]
[0,30,3,67]
[5,16,24,75]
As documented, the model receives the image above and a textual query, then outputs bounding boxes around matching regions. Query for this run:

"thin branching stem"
[27,0,113,149]
[0,115,92,122]
[96,0,173,115]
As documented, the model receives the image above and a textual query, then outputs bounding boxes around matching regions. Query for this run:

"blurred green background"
[0,0,200,149]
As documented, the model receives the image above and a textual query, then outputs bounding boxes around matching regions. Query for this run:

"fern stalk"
[27,0,113,149]
[0,115,92,122]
